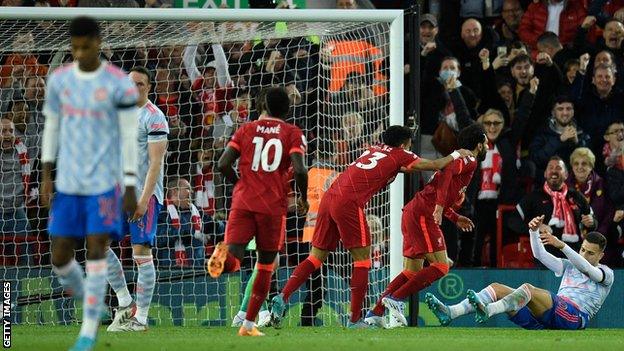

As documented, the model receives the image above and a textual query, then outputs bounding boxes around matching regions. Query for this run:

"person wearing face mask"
[529,95,590,179]
[470,79,538,266]
[421,57,477,165]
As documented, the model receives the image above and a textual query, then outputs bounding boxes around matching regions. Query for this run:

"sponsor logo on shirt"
[94,88,108,101]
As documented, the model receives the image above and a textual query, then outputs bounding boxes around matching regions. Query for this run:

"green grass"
[9,325,624,351]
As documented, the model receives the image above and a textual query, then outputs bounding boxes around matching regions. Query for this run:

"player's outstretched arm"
[217,146,241,185]
[405,149,472,172]
[560,245,606,283]
[528,215,564,275]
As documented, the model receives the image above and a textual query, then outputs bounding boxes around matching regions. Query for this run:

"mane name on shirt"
[256,124,281,134]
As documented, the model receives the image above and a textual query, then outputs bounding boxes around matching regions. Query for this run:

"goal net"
[0,8,404,327]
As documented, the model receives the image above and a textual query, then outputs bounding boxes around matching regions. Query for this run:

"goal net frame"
[0,6,405,326]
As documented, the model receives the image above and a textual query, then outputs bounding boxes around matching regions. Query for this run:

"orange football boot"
[238,326,265,337]
[207,241,228,278]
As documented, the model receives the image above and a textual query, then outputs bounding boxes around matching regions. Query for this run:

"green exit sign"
[174,0,306,8]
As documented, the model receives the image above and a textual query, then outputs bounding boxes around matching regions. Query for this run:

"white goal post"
[0,6,405,326]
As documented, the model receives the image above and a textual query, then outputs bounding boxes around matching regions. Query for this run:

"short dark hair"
[585,231,607,251]
[129,66,152,85]
[457,123,485,150]
[254,88,268,113]
[537,31,562,48]
[382,125,412,147]
[510,53,532,68]
[553,95,574,106]
[69,16,100,38]
[548,155,566,167]
[264,86,291,119]
[509,40,528,51]
[440,56,460,69]
[563,58,580,72]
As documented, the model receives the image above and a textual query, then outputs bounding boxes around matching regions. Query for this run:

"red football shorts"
[225,209,286,251]
[401,208,446,258]
[311,193,371,251]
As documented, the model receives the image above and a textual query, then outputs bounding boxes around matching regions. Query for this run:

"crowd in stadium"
[0,0,623,275]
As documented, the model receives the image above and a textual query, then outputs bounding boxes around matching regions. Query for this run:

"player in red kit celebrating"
[366,123,488,328]
[270,125,474,328]
[206,86,308,337]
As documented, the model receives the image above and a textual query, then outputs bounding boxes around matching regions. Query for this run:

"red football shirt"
[228,116,306,215]
[406,157,478,220]
[326,144,420,207]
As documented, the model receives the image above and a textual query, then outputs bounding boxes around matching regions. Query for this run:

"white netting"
[0,16,391,327]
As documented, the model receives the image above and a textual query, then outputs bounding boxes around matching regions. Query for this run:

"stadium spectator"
[536,31,577,73]
[566,147,613,238]
[336,0,356,10]
[604,122,624,264]
[0,32,47,108]
[0,117,31,264]
[459,0,503,21]
[157,177,225,268]
[560,58,580,94]
[47,0,77,6]
[450,18,498,100]
[193,141,226,219]
[602,121,624,170]
[183,43,233,136]
[571,63,624,164]
[505,53,562,150]
[419,14,453,102]
[78,0,138,7]
[421,56,477,163]
[518,0,586,53]
[529,96,590,177]
[515,156,596,255]
[495,0,524,46]
[144,0,172,7]
[472,79,537,267]
[575,18,624,57]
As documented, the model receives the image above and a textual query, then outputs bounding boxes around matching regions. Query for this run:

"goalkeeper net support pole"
[0,6,404,326]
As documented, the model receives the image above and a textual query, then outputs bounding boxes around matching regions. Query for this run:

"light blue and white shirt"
[557,260,614,319]
[42,62,138,195]
[136,100,169,204]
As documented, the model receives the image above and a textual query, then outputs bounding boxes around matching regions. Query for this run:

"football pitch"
[9,325,624,351]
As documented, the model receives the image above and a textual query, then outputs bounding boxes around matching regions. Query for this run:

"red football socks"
[245,263,273,323]
[371,270,416,316]
[282,255,322,301]
[392,263,449,300]
[350,259,371,323]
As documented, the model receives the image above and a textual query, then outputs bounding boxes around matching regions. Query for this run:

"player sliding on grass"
[367,123,487,328]
[425,215,614,330]
[270,125,474,328]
